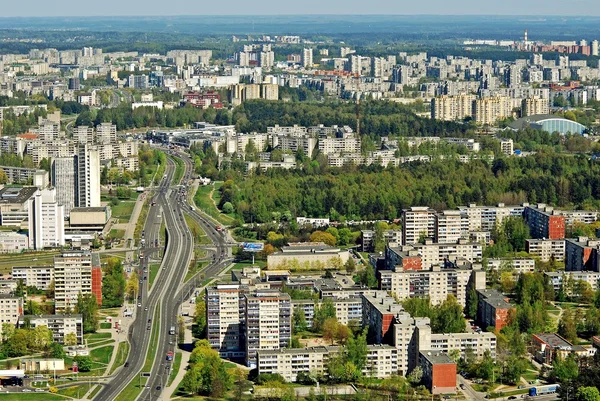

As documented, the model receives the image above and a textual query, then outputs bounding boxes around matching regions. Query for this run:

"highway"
[98,149,235,401]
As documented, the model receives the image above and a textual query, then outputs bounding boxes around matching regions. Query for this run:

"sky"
[1,0,599,17]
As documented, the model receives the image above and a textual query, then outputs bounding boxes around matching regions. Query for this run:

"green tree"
[64,332,78,346]
[433,295,466,334]
[551,354,579,383]
[346,329,368,371]
[102,258,126,308]
[73,356,93,372]
[558,308,578,344]
[465,285,479,319]
[75,293,99,334]
[576,387,600,401]
[292,308,308,334]
[313,298,336,332]
[193,297,207,338]
[355,266,377,289]
[344,257,356,274]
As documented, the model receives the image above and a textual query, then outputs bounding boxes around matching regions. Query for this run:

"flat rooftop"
[420,351,455,365]
[0,186,38,205]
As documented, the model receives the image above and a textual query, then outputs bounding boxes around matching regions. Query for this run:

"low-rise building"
[531,333,588,364]
[267,243,350,270]
[0,231,29,252]
[11,266,54,290]
[17,314,83,344]
[20,359,65,372]
[486,258,536,274]
[69,207,111,232]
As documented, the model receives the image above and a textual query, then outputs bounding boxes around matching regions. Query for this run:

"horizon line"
[1,13,600,18]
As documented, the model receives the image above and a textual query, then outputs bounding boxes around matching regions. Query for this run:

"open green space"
[100,322,112,329]
[88,385,102,399]
[109,229,126,240]
[167,351,183,387]
[149,263,160,288]
[0,394,65,401]
[134,199,150,245]
[84,332,111,344]
[185,261,205,283]
[172,156,185,185]
[193,184,235,226]
[0,251,59,275]
[184,213,211,244]
[90,345,114,365]
[110,201,136,223]
[57,383,94,397]
[109,341,130,375]
[114,376,147,401]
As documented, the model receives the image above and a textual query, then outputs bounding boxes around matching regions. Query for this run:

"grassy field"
[184,213,211,244]
[84,332,111,344]
[193,184,235,226]
[111,201,136,223]
[88,385,102,399]
[172,156,185,185]
[100,322,112,329]
[133,199,150,245]
[0,251,59,275]
[231,260,267,271]
[167,351,183,387]
[90,345,114,365]
[57,383,94,397]
[149,263,160,288]
[185,261,205,282]
[0,394,65,401]
[109,229,126,240]
[109,342,130,375]
[153,158,167,185]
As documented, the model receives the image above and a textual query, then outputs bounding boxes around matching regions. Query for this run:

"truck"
[166,351,173,361]
[169,326,175,335]
[529,384,560,396]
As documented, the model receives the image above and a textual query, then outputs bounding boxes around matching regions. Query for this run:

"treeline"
[224,153,600,223]
[233,99,470,138]
[75,103,232,131]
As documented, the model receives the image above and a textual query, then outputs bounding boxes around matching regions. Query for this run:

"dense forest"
[219,153,600,223]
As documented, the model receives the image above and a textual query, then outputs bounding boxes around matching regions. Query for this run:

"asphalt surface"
[97,150,235,401]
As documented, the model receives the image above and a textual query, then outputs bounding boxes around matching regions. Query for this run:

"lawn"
[109,342,130,375]
[57,383,94,397]
[134,199,150,244]
[167,351,183,387]
[172,156,185,185]
[100,322,112,329]
[84,332,111,344]
[109,229,126,240]
[88,385,102,399]
[231,260,267,271]
[90,345,114,365]
[184,213,211,244]
[185,260,205,282]
[0,394,65,401]
[0,251,60,275]
[111,201,136,223]
[149,263,160,288]
[193,184,235,226]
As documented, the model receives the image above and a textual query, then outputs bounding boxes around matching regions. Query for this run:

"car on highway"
[508,397,517,400]
[22,389,32,392]
[35,388,45,392]
[124,362,130,367]
[137,303,142,307]
[147,325,151,330]
[156,385,162,390]
[144,306,148,311]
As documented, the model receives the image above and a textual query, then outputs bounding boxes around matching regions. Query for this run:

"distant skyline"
[1,0,600,17]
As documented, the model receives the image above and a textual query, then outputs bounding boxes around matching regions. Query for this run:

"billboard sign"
[242,242,264,252]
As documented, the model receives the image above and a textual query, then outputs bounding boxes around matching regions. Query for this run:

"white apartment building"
[96,123,117,144]
[522,96,549,117]
[226,133,269,155]
[37,121,60,141]
[292,297,362,328]
[11,266,54,290]
[430,95,475,121]
[17,314,83,344]
[0,231,29,252]
[244,290,292,368]
[0,295,23,336]
[73,126,94,144]
[409,239,483,269]
[526,239,566,262]
[27,188,65,249]
[500,139,514,156]
[428,332,497,359]
[380,267,486,307]
[545,271,600,292]
[53,251,100,312]
[402,207,436,245]
[487,258,536,274]
[458,203,526,232]
[435,210,468,244]
[318,135,361,156]
[273,135,317,158]
[257,344,398,382]
[302,48,313,68]
[206,285,246,359]
[77,145,101,208]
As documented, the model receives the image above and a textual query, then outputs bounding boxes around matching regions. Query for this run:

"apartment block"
[458,203,526,232]
[430,95,475,121]
[361,229,403,252]
[486,258,536,274]
[526,239,565,262]
[521,96,549,117]
[27,188,65,249]
[500,139,514,156]
[402,207,436,245]
[435,210,468,244]
[362,291,407,344]
[52,157,77,217]
[73,126,94,144]
[388,240,483,270]
[11,266,54,290]
[54,251,102,312]
[473,97,512,125]
[291,297,362,328]
[380,266,485,307]
[565,237,600,272]
[17,314,83,344]
[545,271,600,292]
[206,284,247,359]
[428,332,497,359]
[0,231,29,252]
[244,290,292,367]
[392,315,431,375]
[318,134,361,156]
[384,246,423,271]
[524,204,566,239]
[77,145,101,208]
[476,288,515,331]
[419,351,457,395]
[0,294,23,336]
[274,135,317,158]
[95,123,117,144]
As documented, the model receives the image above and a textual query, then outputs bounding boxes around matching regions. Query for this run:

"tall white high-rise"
[302,48,313,68]
[28,188,65,250]
[592,40,599,57]
[52,157,77,217]
[77,145,101,208]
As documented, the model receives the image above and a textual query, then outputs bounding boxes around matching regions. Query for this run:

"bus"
[529,384,560,396]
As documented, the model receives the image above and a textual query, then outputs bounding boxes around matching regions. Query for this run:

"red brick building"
[362,292,405,344]
[476,289,515,331]
[524,204,565,240]
[419,351,457,394]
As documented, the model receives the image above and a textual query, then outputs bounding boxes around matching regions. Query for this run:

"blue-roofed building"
[509,114,586,135]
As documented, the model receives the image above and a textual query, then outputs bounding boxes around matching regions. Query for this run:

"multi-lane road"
[97,150,233,401]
